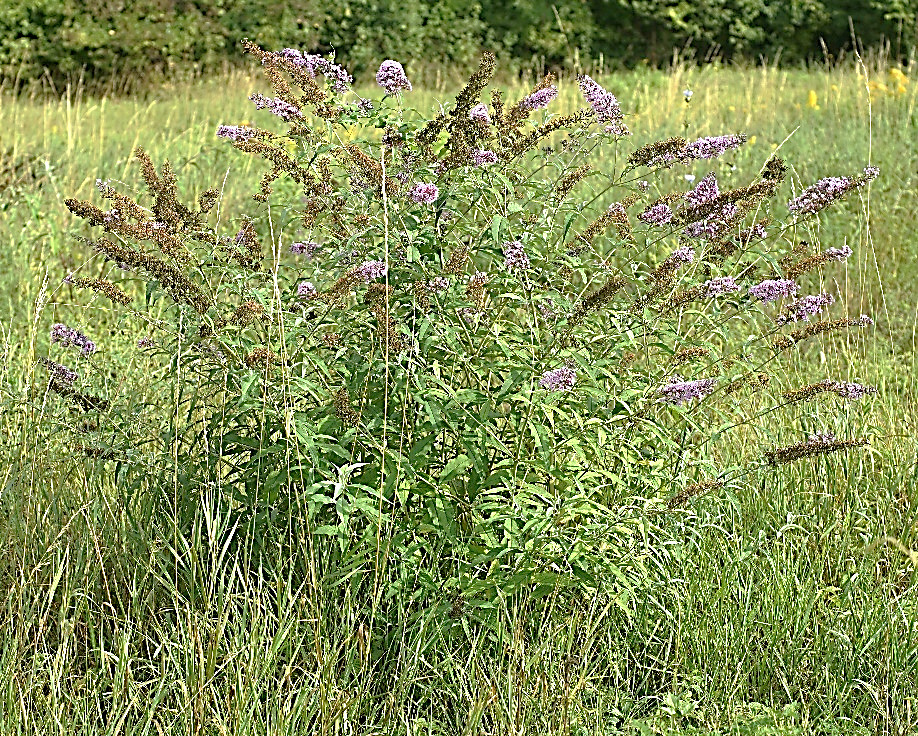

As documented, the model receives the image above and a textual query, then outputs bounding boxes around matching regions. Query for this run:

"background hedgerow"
[0,51,916,734]
[1,0,917,92]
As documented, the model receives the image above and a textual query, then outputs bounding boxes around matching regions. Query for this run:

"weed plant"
[1,46,915,734]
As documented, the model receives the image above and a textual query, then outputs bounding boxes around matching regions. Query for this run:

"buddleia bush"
[52,43,878,620]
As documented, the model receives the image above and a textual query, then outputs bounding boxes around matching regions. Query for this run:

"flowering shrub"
[53,43,878,615]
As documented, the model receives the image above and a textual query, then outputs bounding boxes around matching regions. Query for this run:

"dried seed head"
[333,387,360,427]
[231,300,265,326]
[765,436,868,466]
[245,347,278,368]
[668,479,723,509]
[66,276,131,306]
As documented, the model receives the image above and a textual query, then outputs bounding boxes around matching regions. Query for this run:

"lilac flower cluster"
[775,292,835,324]
[748,278,799,302]
[472,149,498,167]
[137,337,155,349]
[825,380,877,400]
[51,323,96,356]
[459,307,480,323]
[45,359,79,386]
[685,173,720,207]
[659,376,718,406]
[703,276,741,297]
[409,182,439,204]
[808,431,836,445]
[102,209,121,226]
[376,60,412,95]
[276,48,352,92]
[352,98,374,115]
[469,103,491,124]
[787,166,879,216]
[787,176,850,215]
[290,241,321,258]
[297,281,318,300]
[538,298,556,318]
[353,260,388,283]
[682,173,738,239]
[250,93,302,122]
[824,245,853,260]
[679,134,746,161]
[216,125,255,142]
[605,121,630,136]
[429,277,450,292]
[539,366,577,392]
[577,75,622,124]
[503,240,531,272]
[638,203,674,226]
[521,86,558,111]
[683,205,738,239]
[668,245,696,267]
[737,222,768,241]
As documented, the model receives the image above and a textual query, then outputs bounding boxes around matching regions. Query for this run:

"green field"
[1,61,917,734]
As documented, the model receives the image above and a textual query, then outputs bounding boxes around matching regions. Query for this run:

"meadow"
[1,58,917,734]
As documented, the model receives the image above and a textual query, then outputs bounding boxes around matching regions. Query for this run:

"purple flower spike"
[826,380,877,400]
[824,245,853,260]
[703,276,740,297]
[472,150,498,167]
[776,292,835,324]
[290,241,321,258]
[786,169,875,215]
[409,182,439,204]
[250,93,302,122]
[685,173,720,206]
[45,359,79,386]
[376,60,412,95]
[297,281,318,300]
[748,279,799,303]
[51,323,97,356]
[577,75,622,124]
[216,125,255,142]
[521,86,558,111]
[503,240,531,272]
[670,246,695,266]
[737,222,768,242]
[809,431,836,445]
[353,98,374,115]
[354,260,388,283]
[680,134,746,161]
[638,203,674,226]
[277,49,352,92]
[469,103,491,124]
[659,376,718,406]
[539,366,577,392]
[137,337,155,349]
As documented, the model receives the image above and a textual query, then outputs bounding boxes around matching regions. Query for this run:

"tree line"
[2,0,914,90]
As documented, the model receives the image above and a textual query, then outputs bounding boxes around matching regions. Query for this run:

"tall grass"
[1,60,917,734]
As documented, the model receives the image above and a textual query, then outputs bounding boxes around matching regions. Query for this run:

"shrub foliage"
[51,41,878,649]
